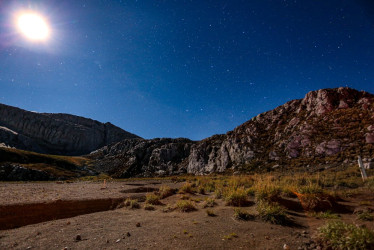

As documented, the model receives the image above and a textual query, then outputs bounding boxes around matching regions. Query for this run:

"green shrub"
[176,200,197,212]
[318,221,374,249]
[256,201,288,225]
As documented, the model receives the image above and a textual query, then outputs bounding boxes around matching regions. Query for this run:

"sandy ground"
[0,180,177,205]
[0,181,373,250]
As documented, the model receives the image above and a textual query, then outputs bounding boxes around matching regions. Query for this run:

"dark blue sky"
[1,0,374,140]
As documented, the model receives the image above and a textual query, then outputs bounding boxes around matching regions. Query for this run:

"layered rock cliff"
[0,104,139,155]
[91,87,374,177]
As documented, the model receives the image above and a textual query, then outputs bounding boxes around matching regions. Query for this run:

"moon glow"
[16,12,50,41]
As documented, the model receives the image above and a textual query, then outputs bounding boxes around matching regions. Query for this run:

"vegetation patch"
[144,204,155,211]
[318,221,374,249]
[202,198,216,208]
[310,211,340,219]
[158,185,175,199]
[225,187,250,207]
[256,201,288,225]
[223,233,238,240]
[357,210,374,221]
[176,200,197,212]
[179,182,195,194]
[206,209,216,217]
[233,208,254,221]
[145,193,161,205]
[123,198,140,209]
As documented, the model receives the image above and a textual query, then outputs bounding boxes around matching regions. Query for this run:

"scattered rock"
[75,235,81,241]
[364,162,373,169]
[136,222,141,227]
[365,133,374,144]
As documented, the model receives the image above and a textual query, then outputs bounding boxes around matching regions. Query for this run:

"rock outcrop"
[0,104,140,155]
[91,87,374,177]
[186,87,374,174]
[90,138,194,178]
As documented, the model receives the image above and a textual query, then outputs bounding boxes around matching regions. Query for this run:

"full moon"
[16,12,50,41]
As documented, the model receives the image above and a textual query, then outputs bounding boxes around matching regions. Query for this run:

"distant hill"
[0,103,140,155]
[91,87,374,177]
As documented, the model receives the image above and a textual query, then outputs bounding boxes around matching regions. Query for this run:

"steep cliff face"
[0,104,139,155]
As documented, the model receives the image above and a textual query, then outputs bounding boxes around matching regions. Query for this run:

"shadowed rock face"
[90,138,194,178]
[0,104,140,155]
[91,87,374,177]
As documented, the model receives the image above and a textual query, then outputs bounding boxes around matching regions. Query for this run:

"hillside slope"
[0,104,140,155]
[92,87,374,177]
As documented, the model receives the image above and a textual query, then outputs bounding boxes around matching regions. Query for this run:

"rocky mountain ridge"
[0,103,139,155]
[91,87,374,177]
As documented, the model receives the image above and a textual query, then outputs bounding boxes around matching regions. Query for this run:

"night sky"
[1,0,374,140]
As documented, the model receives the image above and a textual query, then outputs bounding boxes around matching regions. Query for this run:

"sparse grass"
[203,198,216,208]
[233,208,254,221]
[366,177,374,192]
[359,200,372,206]
[176,200,197,212]
[318,221,374,249]
[179,182,195,194]
[158,185,175,199]
[214,187,224,199]
[197,186,205,194]
[206,209,216,217]
[225,187,249,207]
[223,233,238,240]
[145,193,161,205]
[180,195,190,200]
[357,210,374,221]
[257,201,288,225]
[123,198,140,209]
[162,204,175,213]
[190,197,202,203]
[255,185,282,203]
[310,211,340,219]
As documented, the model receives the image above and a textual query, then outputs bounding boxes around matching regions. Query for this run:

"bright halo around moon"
[16,12,50,41]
